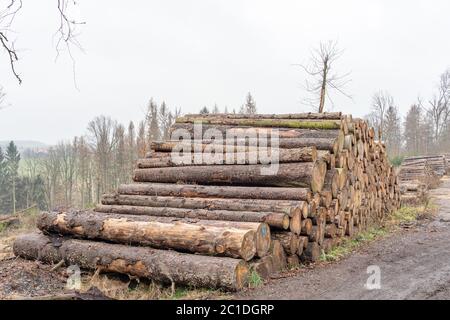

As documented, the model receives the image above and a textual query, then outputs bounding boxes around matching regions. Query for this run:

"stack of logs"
[398,155,447,205]
[13,112,401,291]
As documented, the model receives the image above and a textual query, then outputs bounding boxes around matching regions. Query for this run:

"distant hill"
[0,140,49,153]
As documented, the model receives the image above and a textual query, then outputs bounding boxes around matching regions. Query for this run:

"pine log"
[170,123,344,140]
[133,161,327,192]
[250,256,273,280]
[271,232,299,255]
[13,233,248,291]
[101,194,307,218]
[175,117,343,130]
[270,240,287,272]
[37,211,257,261]
[139,147,318,168]
[301,242,321,263]
[151,137,341,154]
[95,204,289,230]
[118,183,313,202]
[286,255,300,269]
[180,112,343,120]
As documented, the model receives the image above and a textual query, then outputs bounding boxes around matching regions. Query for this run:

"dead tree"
[296,40,351,113]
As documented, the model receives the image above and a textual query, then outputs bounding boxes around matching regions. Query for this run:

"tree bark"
[137,147,317,168]
[133,162,327,192]
[14,233,249,291]
[101,194,308,217]
[95,204,289,230]
[37,211,257,261]
[175,117,343,130]
[118,183,313,202]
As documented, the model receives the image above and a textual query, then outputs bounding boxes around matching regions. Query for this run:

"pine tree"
[211,104,220,114]
[146,99,160,143]
[136,120,147,158]
[199,106,210,114]
[244,92,257,114]
[383,106,402,157]
[403,105,423,155]
[5,141,21,214]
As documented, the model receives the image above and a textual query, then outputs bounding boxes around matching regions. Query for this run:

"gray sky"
[1,0,449,144]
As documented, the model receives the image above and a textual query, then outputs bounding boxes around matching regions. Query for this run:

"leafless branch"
[0,0,22,84]
[54,0,85,89]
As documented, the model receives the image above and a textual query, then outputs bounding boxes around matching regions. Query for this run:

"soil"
[1,178,450,300]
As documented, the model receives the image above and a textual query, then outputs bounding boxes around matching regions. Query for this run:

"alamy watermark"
[365,265,381,290]
[169,123,280,175]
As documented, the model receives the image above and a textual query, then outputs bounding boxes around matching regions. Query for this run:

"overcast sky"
[1,0,449,145]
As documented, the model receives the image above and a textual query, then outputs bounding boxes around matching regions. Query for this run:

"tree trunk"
[180,112,343,120]
[118,183,313,202]
[137,147,317,168]
[151,137,340,154]
[133,162,327,192]
[101,194,307,217]
[37,211,257,261]
[14,233,249,291]
[95,204,289,230]
[175,117,342,130]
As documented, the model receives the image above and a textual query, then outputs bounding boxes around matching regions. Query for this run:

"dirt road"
[238,177,450,300]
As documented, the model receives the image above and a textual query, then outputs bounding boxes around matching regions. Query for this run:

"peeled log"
[13,233,248,291]
[37,211,257,261]
[133,162,327,192]
[138,147,318,168]
[118,183,312,202]
[95,204,289,230]
[101,194,307,217]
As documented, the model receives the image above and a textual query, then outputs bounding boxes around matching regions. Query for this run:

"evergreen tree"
[146,99,160,142]
[244,92,257,114]
[211,104,220,114]
[383,106,402,157]
[5,141,21,214]
[199,106,210,114]
[403,105,423,155]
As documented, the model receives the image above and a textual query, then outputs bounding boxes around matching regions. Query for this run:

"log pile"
[402,155,447,177]
[14,112,401,290]
[398,156,442,189]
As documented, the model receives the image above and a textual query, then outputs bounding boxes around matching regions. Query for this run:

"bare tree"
[296,40,351,113]
[87,116,117,202]
[368,91,394,140]
[422,70,450,144]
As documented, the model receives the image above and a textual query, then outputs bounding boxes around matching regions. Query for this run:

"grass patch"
[247,270,263,288]
[321,203,436,263]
